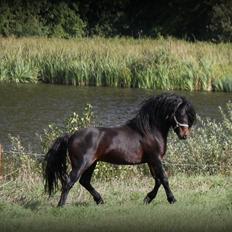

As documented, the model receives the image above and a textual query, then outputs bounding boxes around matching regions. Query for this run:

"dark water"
[0,83,231,151]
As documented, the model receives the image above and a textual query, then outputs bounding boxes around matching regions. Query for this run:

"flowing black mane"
[127,93,196,135]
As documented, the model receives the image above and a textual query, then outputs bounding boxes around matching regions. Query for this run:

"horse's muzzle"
[176,127,190,140]
[179,134,187,140]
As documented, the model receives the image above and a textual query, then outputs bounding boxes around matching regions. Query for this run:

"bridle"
[173,102,189,130]
[173,115,189,130]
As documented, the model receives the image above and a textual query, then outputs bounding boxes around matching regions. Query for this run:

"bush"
[46,2,86,38]
[208,2,232,42]
[0,1,85,38]
[3,135,41,181]
[0,4,13,36]
[40,104,94,152]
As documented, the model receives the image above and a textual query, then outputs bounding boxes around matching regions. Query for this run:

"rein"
[173,115,189,129]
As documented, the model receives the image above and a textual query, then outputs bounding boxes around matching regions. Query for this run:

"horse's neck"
[153,126,169,155]
[154,122,170,138]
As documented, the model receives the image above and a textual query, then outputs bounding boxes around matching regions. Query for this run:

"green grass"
[0,175,231,232]
[213,75,232,92]
[0,37,232,91]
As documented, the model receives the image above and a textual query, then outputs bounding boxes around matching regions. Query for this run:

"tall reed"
[0,37,232,91]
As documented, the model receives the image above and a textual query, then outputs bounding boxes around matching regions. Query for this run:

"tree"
[208,1,232,42]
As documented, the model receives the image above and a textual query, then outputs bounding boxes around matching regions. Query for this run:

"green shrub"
[4,135,41,181]
[0,4,14,36]
[0,1,85,38]
[40,104,94,152]
[209,2,232,42]
[46,2,86,38]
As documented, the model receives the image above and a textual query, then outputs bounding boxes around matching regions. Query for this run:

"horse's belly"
[99,149,145,165]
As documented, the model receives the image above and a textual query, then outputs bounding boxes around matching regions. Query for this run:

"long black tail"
[43,134,70,196]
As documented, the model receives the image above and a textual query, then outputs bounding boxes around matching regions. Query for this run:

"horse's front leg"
[150,158,176,204]
[144,164,161,204]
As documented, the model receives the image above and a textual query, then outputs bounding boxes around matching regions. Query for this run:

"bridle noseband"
[173,115,189,130]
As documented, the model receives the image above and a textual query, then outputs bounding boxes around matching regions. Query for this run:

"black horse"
[44,93,196,207]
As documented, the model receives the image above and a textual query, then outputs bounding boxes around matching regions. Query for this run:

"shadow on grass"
[74,201,91,207]
[23,200,42,211]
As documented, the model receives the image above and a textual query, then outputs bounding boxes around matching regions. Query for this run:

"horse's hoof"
[57,203,64,208]
[96,198,104,205]
[168,197,177,204]
[143,196,152,204]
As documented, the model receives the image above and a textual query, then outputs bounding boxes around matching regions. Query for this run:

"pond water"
[0,83,231,151]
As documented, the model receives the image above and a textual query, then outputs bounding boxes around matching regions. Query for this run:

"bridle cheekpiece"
[173,115,189,130]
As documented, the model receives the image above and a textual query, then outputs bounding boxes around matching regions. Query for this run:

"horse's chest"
[142,137,166,158]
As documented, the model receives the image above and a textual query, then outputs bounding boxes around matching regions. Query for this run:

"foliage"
[7,59,38,83]
[212,75,232,92]
[40,104,94,152]
[45,2,86,38]
[0,1,85,38]
[0,37,232,91]
[209,2,232,42]
[0,1,232,41]
[4,135,40,181]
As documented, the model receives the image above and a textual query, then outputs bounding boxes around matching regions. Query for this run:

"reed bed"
[0,37,232,91]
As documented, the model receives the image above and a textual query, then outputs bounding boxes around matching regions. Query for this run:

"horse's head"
[127,93,196,139]
[171,101,196,140]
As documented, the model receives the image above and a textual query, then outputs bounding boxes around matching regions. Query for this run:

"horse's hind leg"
[58,168,82,207]
[144,163,161,204]
[79,162,104,205]
[58,159,94,207]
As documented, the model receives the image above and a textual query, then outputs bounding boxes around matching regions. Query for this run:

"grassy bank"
[0,175,231,232]
[0,37,232,91]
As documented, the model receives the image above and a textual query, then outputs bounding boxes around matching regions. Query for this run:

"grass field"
[0,37,232,91]
[0,175,231,232]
